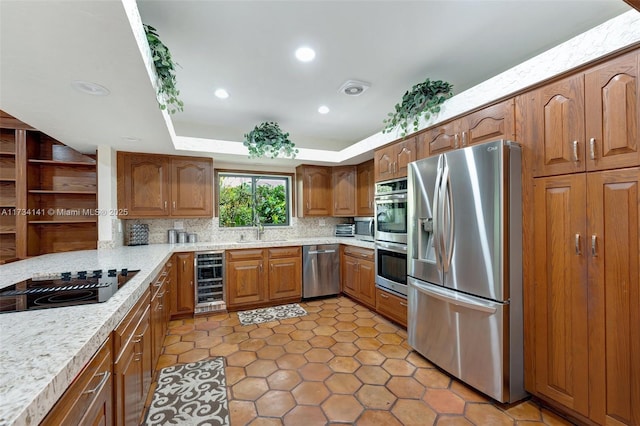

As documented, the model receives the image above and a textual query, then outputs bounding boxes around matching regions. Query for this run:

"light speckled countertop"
[0,237,373,426]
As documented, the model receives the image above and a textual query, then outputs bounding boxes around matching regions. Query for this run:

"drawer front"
[113,291,151,354]
[268,246,301,259]
[41,336,113,425]
[226,248,265,261]
[376,288,407,327]
[343,245,374,261]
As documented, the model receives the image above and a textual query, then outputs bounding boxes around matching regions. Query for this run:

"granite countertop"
[0,237,373,426]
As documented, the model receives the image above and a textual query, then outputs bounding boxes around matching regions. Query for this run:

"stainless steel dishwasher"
[303,244,340,298]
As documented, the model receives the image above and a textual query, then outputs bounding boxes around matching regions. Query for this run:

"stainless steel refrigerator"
[407,139,526,403]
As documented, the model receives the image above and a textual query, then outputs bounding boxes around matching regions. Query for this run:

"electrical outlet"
[174,221,184,229]
[319,219,326,226]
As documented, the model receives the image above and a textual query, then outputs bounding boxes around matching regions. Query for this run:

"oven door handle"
[375,193,407,202]
[375,241,407,254]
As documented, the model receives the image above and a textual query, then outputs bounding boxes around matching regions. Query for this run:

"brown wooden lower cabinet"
[41,336,113,425]
[375,288,407,327]
[340,245,375,309]
[171,252,195,318]
[113,291,152,426]
[226,247,302,310]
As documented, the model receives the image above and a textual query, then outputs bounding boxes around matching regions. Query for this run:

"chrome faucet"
[254,215,264,240]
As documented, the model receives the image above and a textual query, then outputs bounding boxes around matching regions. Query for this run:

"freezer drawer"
[408,277,525,403]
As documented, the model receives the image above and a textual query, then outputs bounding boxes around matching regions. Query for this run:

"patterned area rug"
[145,357,229,426]
[238,303,308,326]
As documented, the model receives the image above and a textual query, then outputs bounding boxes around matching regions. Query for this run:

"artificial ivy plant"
[144,24,184,114]
[243,122,299,159]
[383,78,453,136]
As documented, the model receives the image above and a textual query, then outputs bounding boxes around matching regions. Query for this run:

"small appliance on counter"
[335,223,355,237]
[353,217,375,241]
[126,223,149,246]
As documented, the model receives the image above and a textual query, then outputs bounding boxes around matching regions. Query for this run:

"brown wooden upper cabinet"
[296,165,332,216]
[356,160,374,216]
[417,99,515,160]
[528,51,639,177]
[374,137,416,182]
[117,152,212,218]
[332,165,356,217]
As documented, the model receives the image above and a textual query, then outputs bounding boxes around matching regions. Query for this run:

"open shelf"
[28,189,97,195]
[28,159,96,167]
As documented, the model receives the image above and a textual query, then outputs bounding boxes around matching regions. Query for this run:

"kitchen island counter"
[0,237,372,425]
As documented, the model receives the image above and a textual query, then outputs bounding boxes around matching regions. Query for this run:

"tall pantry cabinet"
[519,49,640,425]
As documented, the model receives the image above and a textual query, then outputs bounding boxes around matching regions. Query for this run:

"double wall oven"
[374,178,408,298]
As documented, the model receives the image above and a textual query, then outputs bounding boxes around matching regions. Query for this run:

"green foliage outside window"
[219,174,289,227]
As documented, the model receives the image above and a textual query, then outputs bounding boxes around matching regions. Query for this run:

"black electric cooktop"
[0,269,139,314]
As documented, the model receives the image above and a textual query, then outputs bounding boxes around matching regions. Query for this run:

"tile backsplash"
[121,217,348,245]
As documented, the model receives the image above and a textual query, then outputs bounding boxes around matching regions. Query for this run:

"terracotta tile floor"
[154,296,575,425]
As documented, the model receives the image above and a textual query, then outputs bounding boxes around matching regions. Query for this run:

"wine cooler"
[194,251,225,314]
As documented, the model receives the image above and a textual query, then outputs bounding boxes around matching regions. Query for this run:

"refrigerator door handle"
[441,158,454,272]
[432,155,444,271]
[411,279,497,314]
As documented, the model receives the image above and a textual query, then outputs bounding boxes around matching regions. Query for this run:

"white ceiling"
[0,0,632,167]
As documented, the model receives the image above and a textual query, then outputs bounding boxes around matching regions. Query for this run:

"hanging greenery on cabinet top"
[383,78,453,136]
[144,24,184,114]
[243,122,299,159]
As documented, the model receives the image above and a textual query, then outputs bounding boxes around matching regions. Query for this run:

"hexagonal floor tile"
[324,373,363,394]
[267,369,302,391]
[292,381,330,405]
[284,405,327,426]
[356,409,403,426]
[177,348,209,364]
[229,400,257,425]
[226,350,257,367]
[355,365,391,385]
[386,376,425,399]
[356,384,397,410]
[275,353,307,370]
[246,359,278,377]
[255,390,295,417]
[382,359,416,376]
[232,377,269,401]
[355,350,386,366]
[392,399,437,425]
[321,394,364,423]
[163,341,195,355]
[304,348,335,363]
[328,356,361,373]
[423,389,466,414]
[298,362,333,381]
[329,342,359,357]
[464,402,514,426]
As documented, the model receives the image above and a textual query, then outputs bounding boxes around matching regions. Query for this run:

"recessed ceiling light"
[214,88,229,99]
[295,46,316,62]
[338,80,371,96]
[318,105,330,114]
[71,80,110,96]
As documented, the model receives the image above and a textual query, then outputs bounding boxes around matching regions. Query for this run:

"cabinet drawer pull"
[589,138,596,160]
[399,302,407,307]
[379,293,389,299]
[575,233,581,255]
[82,371,110,396]
[591,235,597,257]
[572,140,578,162]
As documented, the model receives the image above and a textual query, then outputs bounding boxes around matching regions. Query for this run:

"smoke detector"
[338,80,370,96]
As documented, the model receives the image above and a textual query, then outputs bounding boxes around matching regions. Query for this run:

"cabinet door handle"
[259,264,263,273]
[572,140,579,162]
[399,301,408,307]
[173,201,176,209]
[589,138,596,160]
[454,133,459,149]
[82,371,110,396]
[462,131,467,147]
[164,201,167,209]
[575,233,581,255]
[270,264,273,272]
[379,292,389,299]
[591,235,597,257]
